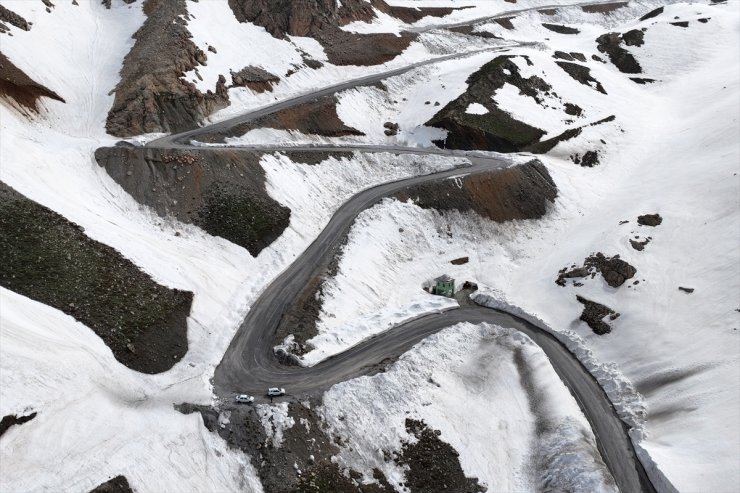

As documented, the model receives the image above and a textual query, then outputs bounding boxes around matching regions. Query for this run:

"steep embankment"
[0,182,193,374]
[106,0,228,137]
[95,146,290,256]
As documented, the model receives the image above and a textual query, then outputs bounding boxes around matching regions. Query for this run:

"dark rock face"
[0,412,37,437]
[178,401,391,493]
[542,23,580,34]
[397,419,483,493]
[0,4,30,32]
[670,21,689,27]
[230,66,280,93]
[581,2,628,14]
[571,150,600,167]
[556,252,636,287]
[89,476,133,493]
[637,213,662,226]
[596,32,642,74]
[94,147,291,256]
[197,95,363,144]
[678,286,694,293]
[555,61,607,94]
[0,52,65,115]
[427,56,549,151]
[622,29,645,47]
[106,0,229,137]
[0,182,193,374]
[630,238,650,251]
[576,295,619,335]
[639,7,664,21]
[396,160,558,222]
[585,252,636,287]
[227,0,422,66]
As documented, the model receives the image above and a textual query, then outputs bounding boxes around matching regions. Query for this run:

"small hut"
[433,275,455,297]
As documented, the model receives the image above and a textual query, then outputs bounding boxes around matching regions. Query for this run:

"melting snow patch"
[256,403,295,449]
[465,102,489,115]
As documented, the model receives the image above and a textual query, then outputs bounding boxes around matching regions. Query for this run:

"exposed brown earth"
[178,400,392,493]
[197,95,364,144]
[0,52,65,115]
[581,2,629,14]
[95,146,290,256]
[89,476,133,493]
[0,182,193,374]
[106,0,228,137]
[227,0,430,66]
[397,419,484,493]
[395,160,558,222]
[230,66,280,93]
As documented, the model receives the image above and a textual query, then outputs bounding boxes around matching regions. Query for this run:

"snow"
[1,0,738,491]
[256,403,295,448]
[305,3,740,491]
[321,322,616,492]
[465,102,489,114]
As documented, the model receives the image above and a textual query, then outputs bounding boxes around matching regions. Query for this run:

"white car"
[235,394,254,404]
[267,387,285,397]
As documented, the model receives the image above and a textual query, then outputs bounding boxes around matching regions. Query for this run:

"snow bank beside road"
[321,322,616,492]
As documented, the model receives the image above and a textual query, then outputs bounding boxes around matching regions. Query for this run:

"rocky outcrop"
[101,0,137,9]
[106,0,228,137]
[596,32,642,74]
[89,476,133,493]
[556,252,636,288]
[542,23,580,34]
[0,4,30,33]
[94,147,290,256]
[227,0,449,66]
[0,182,193,374]
[576,295,619,335]
[0,412,37,437]
[0,52,65,114]
[230,66,280,93]
[397,419,483,493]
[395,160,558,222]
[637,213,662,226]
[426,56,549,151]
[196,95,364,144]
[555,61,607,94]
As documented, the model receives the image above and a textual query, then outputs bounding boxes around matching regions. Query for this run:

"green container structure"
[433,275,455,297]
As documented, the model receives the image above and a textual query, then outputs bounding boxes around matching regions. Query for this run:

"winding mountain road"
[145,8,657,491]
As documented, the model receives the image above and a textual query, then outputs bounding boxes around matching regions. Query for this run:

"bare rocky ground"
[196,95,364,144]
[106,0,229,137]
[0,52,65,115]
[89,476,133,493]
[0,182,193,374]
[94,146,290,256]
[178,399,484,493]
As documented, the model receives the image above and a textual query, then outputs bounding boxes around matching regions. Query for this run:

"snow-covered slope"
[1,0,737,491]
[322,322,617,492]
[303,2,740,490]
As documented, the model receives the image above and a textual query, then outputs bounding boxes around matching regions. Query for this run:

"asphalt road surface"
[146,14,657,491]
